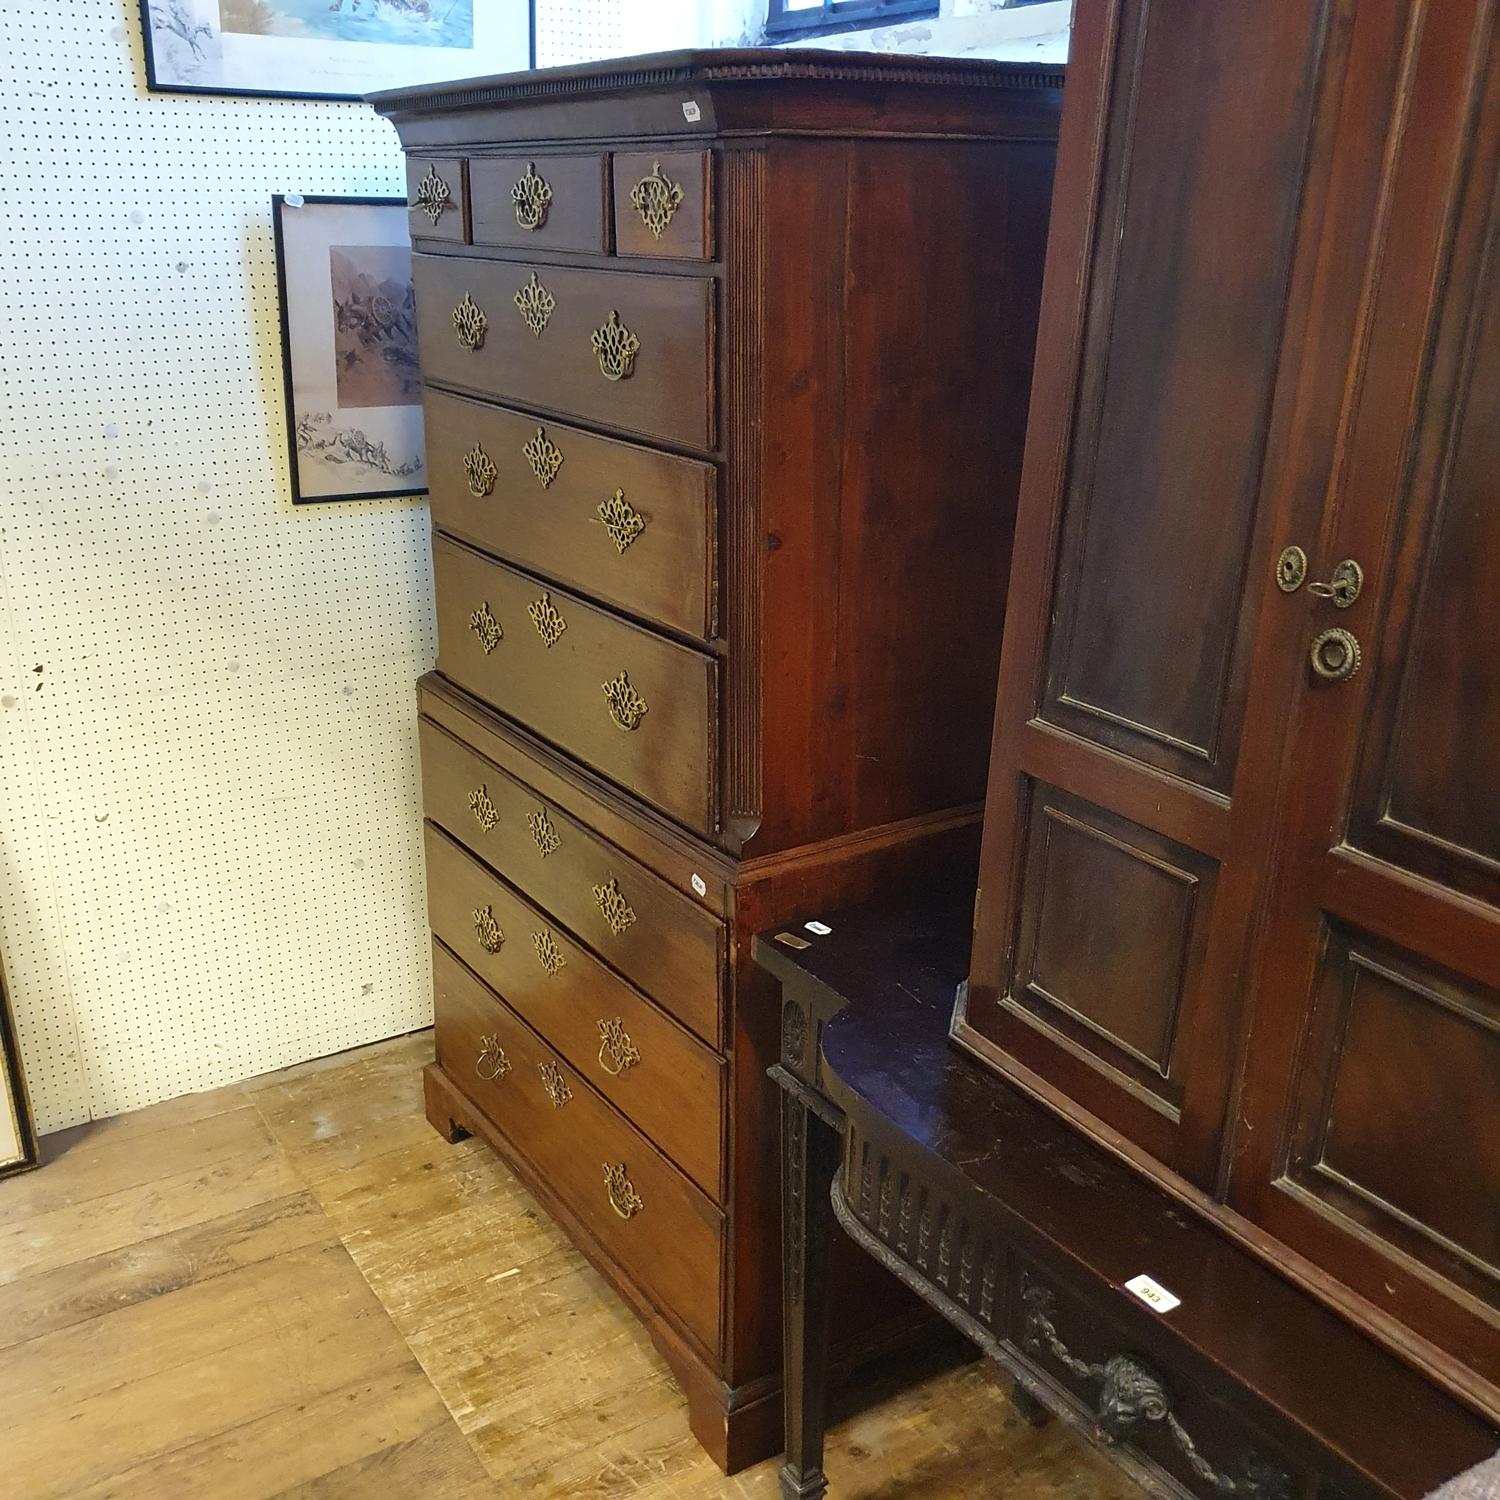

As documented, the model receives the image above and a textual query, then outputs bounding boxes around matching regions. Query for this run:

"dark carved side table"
[755,889,1498,1500]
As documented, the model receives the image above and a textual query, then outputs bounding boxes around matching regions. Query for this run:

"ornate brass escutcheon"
[527,807,561,857]
[1275,545,1307,592]
[597,1017,641,1076]
[604,1161,644,1220]
[468,602,502,654]
[597,488,646,554]
[521,426,563,488]
[602,670,648,732]
[1308,558,1364,609]
[468,783,499,833]
[413,167,452,224]
[472,904,505,954]
[538,1059,572,1109]
[591,310,641,381]
[475,1033,511,1081]
[591,875,637,937]
[1309,627,1361,683]
[629,160,685,240]
[511,161,553,230]
[463,442,497,498]
[532,928,566,977]
[513,271,555,337]
[451,292,487,351]
[526,591,567,648]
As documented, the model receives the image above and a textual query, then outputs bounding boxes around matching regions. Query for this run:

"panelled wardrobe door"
[956,0,1351,1186]
[1233,1,1500,1418]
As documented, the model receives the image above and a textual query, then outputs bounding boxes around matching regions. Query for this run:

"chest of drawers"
[371,48,1062,1470]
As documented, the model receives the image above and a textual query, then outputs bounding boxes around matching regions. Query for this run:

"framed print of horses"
[140,0,533,101]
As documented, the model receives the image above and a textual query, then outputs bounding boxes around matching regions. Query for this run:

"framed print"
[0,953,38,1180]
[140,0,533,101]
[272,195,427,505]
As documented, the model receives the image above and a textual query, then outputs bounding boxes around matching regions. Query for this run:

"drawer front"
[432,940,723,1357]
[432,535,716,835]
[470,154,608,254]
[612,151,713,261]
[406,157,467,243]
[1007,1263,1303,1499]
[419,717,724,1046]
[425,824,725,1198]
[413,253,715,451]
[424,389,716,641]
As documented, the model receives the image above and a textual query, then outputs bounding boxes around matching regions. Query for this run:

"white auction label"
[805,921,832,936]
[1123,1274,1181,1313]
[691,873,707,897]
[682,100,701,122]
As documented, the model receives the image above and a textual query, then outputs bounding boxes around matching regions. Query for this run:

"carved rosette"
[527,807,561,857]
[451,292,487,351]
[472,904,504,954]
[597,488,646,553]
[531,928,566,977]
[601,670,648,732]
[511,161,553,229]
[512,271,555,337]
[468,602,502,654]
[629,160,685,240]
[603,1161,644,1220]
[463,442,497,498]
[597,1016,641,1076]
[538,1059,572,1109]
[526,591,567,648]
[467,783,499,833]
[413,167,452,224]
[591,875,637,937]
[590,310,641,381]
[521,426,563,488]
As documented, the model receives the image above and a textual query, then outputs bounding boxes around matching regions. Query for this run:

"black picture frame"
[272,193,429,505]
[0,952,39,1180]
[140,0,536,103]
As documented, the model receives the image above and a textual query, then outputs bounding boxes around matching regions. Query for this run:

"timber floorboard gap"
[0,1031,1137,1498]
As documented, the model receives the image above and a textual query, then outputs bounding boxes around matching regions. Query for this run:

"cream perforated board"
[0,1,631,1134]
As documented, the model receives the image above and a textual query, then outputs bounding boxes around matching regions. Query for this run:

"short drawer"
[425,824,725,1198]
[424,388,716,641]
[413,253,715,452]
[419,717,724,1046]
[1007,1263,1303,1499]
[406,156,467,243]
[432,534,717,836]
[470,154,608,254]
[612,151,713,261]
[433,940,723,1358]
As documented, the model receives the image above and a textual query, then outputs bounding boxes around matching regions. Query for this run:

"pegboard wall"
[0,0,631,1132]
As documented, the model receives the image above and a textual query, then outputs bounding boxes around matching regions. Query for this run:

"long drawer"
[419,716,724,1045]
[424,388,716,641]
[413,252,715,451]
[432,534,717,836]
[432,940,723,1358]
[425,823,724,1197]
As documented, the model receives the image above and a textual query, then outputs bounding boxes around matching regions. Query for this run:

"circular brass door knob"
[1310,627,1361,682]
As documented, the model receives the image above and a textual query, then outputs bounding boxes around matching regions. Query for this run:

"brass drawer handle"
[1022,1281,1289,1498]
[597,489,646,554]
[532,928,566,977]
[602,671,648,732]
[522,426,564,489]
[513,271,555,337]
[604,1162,643,1220]
[464,443,497,498]
[475,1033,510,1081]
[528,807,561,857]
[468,784,499,833]
[591,310,640,381]
[512,161,553,230]
[597,1017,641,1076]
[591,876,637,937]
[629,160,685,240]
[452,292,487,351]
[414,167,452,225]
[469,602,502,654]
[472,904,504,954]
[1310,627,1361,683]
[538,1059,572,1109]
[527,591,567,648]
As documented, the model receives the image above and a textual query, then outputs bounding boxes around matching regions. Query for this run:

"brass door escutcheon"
[532,928,566,977]
[1275,545,1307,592]
[591,876,637,937]
[513,271,555,337]
[526,591,567,648]
[1308,558,1364,608]
[452,292,487,351]
[468,784,499,832]
[414,167,452,224]
[521,426,563,488]
[597,489,646,553]
[511,161,553,229]
[629,160,685,240]
[527,807,561,856]
[604,1162,643,1219]
[597,1017,641,1076]
[468,602,502,654]
[475,1034,510,1081]
[1309,627,1361,682]
[538,1059,572,1109]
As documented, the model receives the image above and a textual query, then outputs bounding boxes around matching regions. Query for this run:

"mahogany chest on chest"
[370,49,1062,1469]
